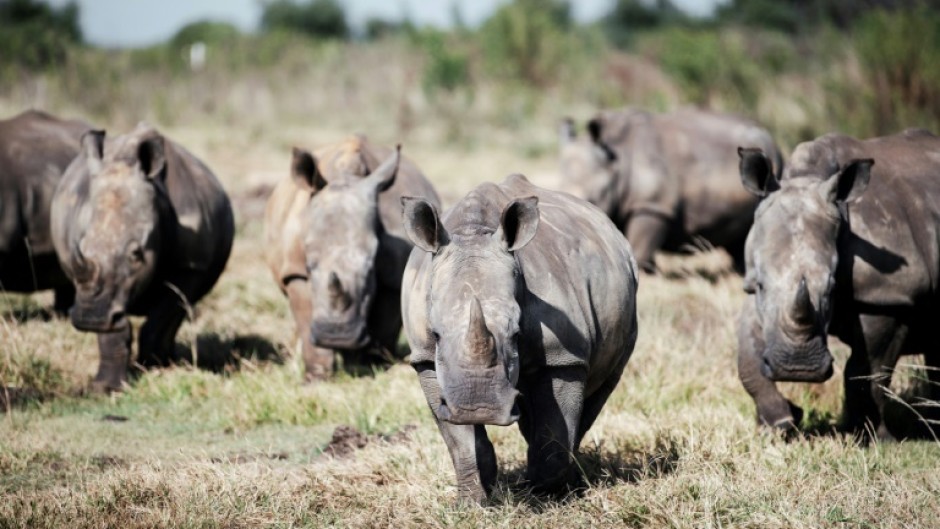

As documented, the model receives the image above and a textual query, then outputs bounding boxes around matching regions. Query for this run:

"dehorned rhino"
[401,173,638,503]
[51,124,234,392]
[0,110,91,312]
[264,135,440,380]
[736,129,940,440]
[560,107,783,273]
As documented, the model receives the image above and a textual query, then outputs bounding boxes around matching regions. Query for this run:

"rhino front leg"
[843,314,906,441]
[285,279,334,381]
[92,326,132,393]
[625,211,670,273]
[517,367,585,493]
[737,300,802,431]
[416,366,496,504]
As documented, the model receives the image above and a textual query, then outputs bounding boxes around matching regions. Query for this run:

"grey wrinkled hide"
[264,136,441,379]
[51,124,234,392]
[401,174,638,503]
[0,110,91,312]
[560,108,783,273]
[737,129,940,440]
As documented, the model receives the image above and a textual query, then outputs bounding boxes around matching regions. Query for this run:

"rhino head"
[68,129,168,333]
[292,145,400,350]
[402,192,540,426]
[739,147,873,382]
[558,117,618,216]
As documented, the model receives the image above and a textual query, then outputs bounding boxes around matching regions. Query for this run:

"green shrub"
[0,0,82,70]
[260,0,348,40]
[853,7,940,134]
[478,0,573,86]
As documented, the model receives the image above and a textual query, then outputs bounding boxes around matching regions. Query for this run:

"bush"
[170,20,240,50]
[602,0,689,48]
[478,0,573,86]
[853,7,940,134]
[0,0,82,70]
[260,0,348,40]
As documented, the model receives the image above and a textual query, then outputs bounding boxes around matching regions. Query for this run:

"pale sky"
[47,0,723,48]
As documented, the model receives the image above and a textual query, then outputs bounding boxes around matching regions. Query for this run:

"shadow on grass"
[491,436,681,508]
[174,333,286,373]
[783,388,940,443]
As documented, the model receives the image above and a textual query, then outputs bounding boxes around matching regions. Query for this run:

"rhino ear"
[587,117,603,145]
[138,135,166,180]
[822,158,873,204]
[291,147,326,193]
[364,144,400,194]
[402,197,447,254]
[497,195,539,252]
[81,130,105,173]
[739,147,778,197]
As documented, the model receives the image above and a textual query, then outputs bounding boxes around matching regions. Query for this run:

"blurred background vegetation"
[1,0,939,151]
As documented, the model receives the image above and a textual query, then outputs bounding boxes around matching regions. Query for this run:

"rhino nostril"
[110,310,125,326]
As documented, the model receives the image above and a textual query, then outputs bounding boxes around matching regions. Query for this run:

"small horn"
[790,276,814,326]
[328,272,351,311]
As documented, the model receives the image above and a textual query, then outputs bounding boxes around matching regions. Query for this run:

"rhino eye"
[128,244,144,265]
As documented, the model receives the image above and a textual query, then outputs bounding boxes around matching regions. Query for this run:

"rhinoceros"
[0,110,91,312]
[264,135,440,380]
[401,173,638,503]
[51,124,234,392]
[736,129,940,439]
[560,108,783,273]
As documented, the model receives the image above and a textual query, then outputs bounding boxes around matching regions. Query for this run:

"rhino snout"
[436,382,520,426]
[70,301,128,333]
[310,320,370,350]
[760,350,833,383]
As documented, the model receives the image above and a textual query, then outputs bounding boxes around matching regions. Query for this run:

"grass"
[1,35,939,528]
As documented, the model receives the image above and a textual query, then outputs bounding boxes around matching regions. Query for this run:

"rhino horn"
[467,296,492,357]
[328,272,352,312]
[790,276,814,326]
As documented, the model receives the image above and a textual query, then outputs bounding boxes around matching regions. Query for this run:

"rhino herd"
[2,108,940,502]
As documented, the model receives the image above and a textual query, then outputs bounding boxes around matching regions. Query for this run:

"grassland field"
[1,40,939,527]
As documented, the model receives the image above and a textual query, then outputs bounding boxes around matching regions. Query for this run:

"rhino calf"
[0,110,91,312]
[560,108,783,273]
[401,174,638,503]
[737,129,940,439]
[51,124,234,392]
[264,135,440,380]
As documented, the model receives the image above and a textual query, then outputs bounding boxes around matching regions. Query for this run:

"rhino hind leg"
[625,212,671,274]
[92,326,132,393]
[517,367,586,494]
[53,284,75,316]
[841,314,906,441]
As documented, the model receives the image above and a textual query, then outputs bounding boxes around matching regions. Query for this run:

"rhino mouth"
[310,320,370,350]
[760,355,833,383]
[70,303,128,333]
[436,394,521,426]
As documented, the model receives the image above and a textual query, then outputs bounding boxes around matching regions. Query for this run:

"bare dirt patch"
[322,424,417,459]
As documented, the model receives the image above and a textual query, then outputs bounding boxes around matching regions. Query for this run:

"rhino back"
[0,110,89,256]
[657,110,770,238]
[161,140,234,284]
[809,132,940,306]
